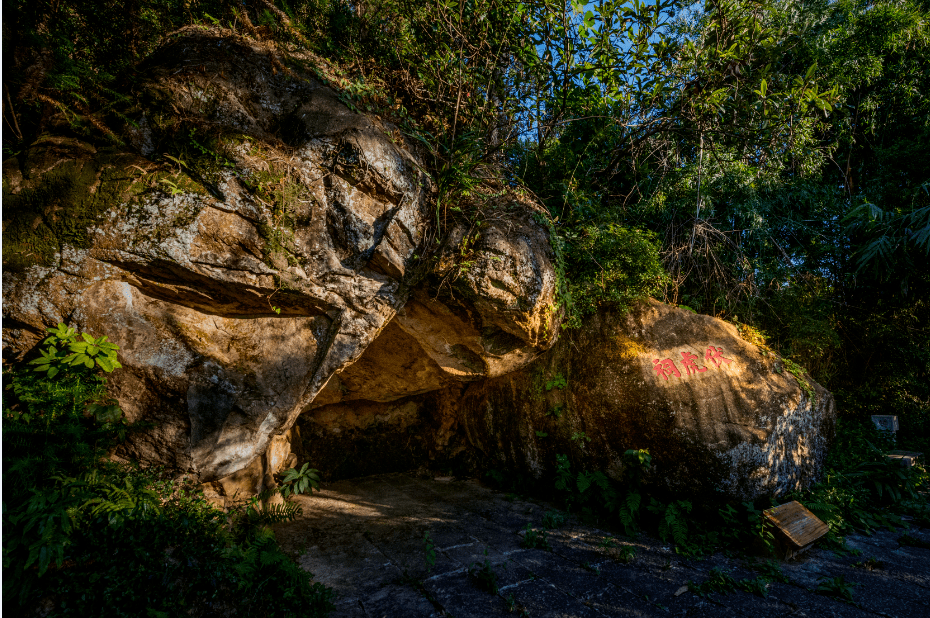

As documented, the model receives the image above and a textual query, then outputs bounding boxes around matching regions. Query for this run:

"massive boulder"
[2,28,435,483]
[454,299,836,500]
[293,298,836,498]
[1,28,561,494]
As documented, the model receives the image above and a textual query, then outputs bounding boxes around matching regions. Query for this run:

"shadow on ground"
[272,473,930,618]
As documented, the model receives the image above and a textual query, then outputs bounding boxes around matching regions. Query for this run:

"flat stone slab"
[273,473,930,617]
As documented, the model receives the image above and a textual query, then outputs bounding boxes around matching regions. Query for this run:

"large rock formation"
[2,28,834,502]
[1,28,561,492]
[3,33,432,481]
[454,300,836,500]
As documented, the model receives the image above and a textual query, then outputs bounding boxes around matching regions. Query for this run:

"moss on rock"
[2,137,207,272]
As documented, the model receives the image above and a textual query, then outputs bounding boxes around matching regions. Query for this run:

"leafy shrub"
[787,419,928,541]
[4,328,125,500]
[526,413,926,560]
[559,224,669,328]
[278,462,321,498]
[30,323,123,376]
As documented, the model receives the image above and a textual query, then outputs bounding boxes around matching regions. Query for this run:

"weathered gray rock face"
[2,28,433,482]
[455,300,836,500]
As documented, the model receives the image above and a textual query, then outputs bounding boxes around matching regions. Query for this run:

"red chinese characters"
[652,358,681,381]
[651,346,734,382]
[705,345,733,368]
[680,351,708,375]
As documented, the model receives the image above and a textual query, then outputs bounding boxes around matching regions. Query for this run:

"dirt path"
[273,473,930,618]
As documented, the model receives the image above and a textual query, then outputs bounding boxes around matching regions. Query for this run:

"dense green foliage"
[3,328,334,616]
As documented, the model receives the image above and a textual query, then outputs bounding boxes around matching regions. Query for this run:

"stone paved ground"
[273,473,930,618]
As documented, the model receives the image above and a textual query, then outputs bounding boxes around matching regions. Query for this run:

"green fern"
[651,500,676,539]
[618,491,642,536]
[554,454,573,493]
[82,476,162,524]
[649,499,692,546]
[3,323,336,615]
[576,471,594,494]
[225,485,305,542]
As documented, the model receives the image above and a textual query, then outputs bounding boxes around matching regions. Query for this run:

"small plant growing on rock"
[689,568,773,599]
[520,524,550,550]
[816,575,857,605]
[689,568,738,597]
[277,463,321,498]
[505,593,529,616]
[158,178,184,195]
[614,544,637,563]
[749,559,788,583]
[570,431,591,444]
[468,550,499,593]
[545,374,567,391]
[542,510,566,529]
[423,531,437,572]
[852,557,884,571]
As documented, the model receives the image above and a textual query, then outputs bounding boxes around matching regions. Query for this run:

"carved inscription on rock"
[652,345,734,381]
